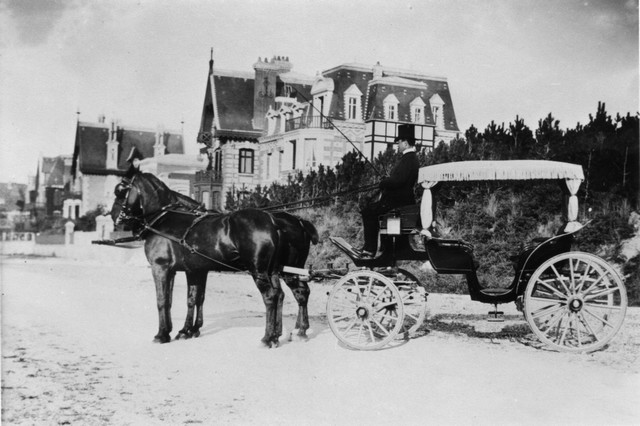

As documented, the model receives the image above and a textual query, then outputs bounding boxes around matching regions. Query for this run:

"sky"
[0,0,638,184]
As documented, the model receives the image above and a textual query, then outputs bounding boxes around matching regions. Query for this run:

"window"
[383,94,399,121]
[387,104,396,120]
[413,107,422,123]
[344,84,363,121]
[238,149,254,174]
[305,138,318,169]
[266,153,272,179]
[348,98,357,120]
[201,191,211,209]
[432,106,440,127]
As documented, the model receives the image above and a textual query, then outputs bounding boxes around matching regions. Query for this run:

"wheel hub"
[567,296,584,312]
[356,306,369,319]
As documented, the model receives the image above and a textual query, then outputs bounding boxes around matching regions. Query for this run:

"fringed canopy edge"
[418,160,584,184]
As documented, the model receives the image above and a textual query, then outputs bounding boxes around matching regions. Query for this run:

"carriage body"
[326,160,627,352]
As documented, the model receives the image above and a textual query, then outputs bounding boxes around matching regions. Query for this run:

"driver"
[359,124,420,258]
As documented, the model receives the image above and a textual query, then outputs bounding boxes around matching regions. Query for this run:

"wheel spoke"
[577,312,599,341]
[370,318,391,336]
[582,306,615,329]
[535,278,569,299]
[340,317,359,334]
[583,286,619,302]
[557,315,570,346]
[531,303,565,320]
[332,313,355,323]
[552,264,572,295]
[580,274,607,299]
[575,261,595,293]
[584,302,622,311]
[541,309,567,335]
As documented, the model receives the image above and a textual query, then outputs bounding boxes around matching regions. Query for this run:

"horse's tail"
[298,218,319,245]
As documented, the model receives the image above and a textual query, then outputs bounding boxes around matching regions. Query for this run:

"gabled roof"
[323,63,459,132]
[199,60,313,141]
[72,121,184,176]
[43,155,72,187]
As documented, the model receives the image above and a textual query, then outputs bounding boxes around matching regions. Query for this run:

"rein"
[137,207,245,273]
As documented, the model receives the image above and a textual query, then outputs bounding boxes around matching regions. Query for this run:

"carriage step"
[487,311,504,322]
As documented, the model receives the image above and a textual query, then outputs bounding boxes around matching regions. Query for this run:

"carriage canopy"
[418,160,585,235]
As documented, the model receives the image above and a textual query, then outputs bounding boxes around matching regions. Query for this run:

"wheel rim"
[327,271,405,350]
[391,269,428,338]
[523,252,627,353]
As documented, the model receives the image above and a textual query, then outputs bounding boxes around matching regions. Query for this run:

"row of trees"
[226,103,638,212]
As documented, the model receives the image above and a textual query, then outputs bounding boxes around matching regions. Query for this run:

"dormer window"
[344,83,363,122]
[410,97,426,124]
[383,94,399,121]
[429,93,445,129]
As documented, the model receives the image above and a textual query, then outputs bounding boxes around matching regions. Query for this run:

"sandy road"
[2,256,639,425]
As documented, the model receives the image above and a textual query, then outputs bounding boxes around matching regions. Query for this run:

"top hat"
[394,123,416,145]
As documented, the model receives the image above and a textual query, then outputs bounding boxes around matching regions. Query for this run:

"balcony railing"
[195,169,222,184]
[285,116,334,132]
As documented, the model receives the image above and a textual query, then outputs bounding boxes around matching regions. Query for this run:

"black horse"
[151,191,318,339]
[271,211,319,338]
[110,168,316,346]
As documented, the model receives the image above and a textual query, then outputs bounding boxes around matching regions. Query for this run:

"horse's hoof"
[261,338,279,348]
[153,334,171,344]
[175,332,191,340]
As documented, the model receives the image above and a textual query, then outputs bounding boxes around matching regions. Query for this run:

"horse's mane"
[134,172,222,215]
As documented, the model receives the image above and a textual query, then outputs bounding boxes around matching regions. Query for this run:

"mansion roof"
[199,59,459,140]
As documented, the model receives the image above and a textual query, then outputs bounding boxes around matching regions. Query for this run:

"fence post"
[103,215,114,239]
[96,215,106,239]
[65,221,75,245]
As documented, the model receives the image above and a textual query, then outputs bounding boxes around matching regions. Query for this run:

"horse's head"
[110,168,177,227]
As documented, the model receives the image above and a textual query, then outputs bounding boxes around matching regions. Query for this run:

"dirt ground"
[2,256,639,425]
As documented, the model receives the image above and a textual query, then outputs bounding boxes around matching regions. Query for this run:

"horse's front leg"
[176,270,207,340]
[254,272,284,348]
[151,266,175,343]
[283,275,310,338]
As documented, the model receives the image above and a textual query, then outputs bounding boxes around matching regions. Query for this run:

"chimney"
[373,61,383,79]
[252,55,294,130]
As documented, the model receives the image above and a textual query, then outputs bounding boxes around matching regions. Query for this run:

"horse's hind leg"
[283,275,310,338]
[152,266,175,343]
[177,270,207,340]
[254,272,284,348]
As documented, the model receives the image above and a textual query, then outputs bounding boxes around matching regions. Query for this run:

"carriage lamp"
[386,217,401,235]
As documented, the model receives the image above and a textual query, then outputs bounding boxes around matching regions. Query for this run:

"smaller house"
[72,116,186,214]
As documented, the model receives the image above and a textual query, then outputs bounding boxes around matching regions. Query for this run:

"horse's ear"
[124,164,138,179]
[126,147,143,169]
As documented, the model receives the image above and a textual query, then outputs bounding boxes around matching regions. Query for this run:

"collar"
[402,147,416,155]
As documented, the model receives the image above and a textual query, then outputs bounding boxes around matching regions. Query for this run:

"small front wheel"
[523,252,627,353]
[327,270,405,350]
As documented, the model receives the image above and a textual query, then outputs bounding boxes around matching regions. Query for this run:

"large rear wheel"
[327,270,405,350]
[523,252,627,353]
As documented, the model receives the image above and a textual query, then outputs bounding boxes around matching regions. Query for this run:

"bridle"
[113,175,147,226]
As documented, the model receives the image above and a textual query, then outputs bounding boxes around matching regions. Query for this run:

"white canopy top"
[418,160,584,185]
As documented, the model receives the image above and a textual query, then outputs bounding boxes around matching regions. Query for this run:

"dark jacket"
[378,150,419,208]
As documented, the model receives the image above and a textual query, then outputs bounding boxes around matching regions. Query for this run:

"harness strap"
[141,216,245,273]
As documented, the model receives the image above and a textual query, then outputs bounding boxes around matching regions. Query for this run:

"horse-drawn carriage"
[323,160,627,353]
[100,159,627,353]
